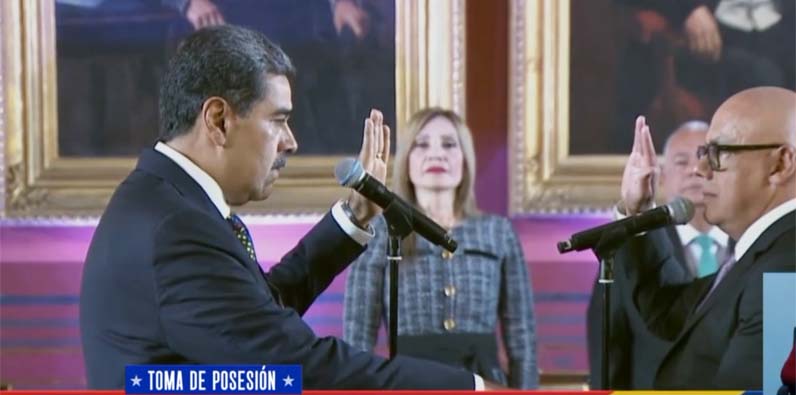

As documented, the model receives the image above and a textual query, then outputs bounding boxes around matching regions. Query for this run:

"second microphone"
[335,158,458,253]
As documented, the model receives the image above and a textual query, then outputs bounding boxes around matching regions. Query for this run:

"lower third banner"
[124,364,302,394]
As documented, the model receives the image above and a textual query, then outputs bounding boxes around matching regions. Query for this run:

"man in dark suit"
[80,25,500,390]
[615,86,796,389]
[587,120,732,389]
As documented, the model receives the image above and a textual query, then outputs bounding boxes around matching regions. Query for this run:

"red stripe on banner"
[2,391,613,395]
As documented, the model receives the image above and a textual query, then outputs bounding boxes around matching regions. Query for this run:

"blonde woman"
[343,108,538,389]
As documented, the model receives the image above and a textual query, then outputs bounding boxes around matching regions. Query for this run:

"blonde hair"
[392,108,480,254]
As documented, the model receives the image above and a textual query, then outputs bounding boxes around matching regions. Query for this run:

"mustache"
[271,156,287,170]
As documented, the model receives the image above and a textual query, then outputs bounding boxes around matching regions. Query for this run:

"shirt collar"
[734,199,796,261]
[675,223,729,247]
[154,142,231,218]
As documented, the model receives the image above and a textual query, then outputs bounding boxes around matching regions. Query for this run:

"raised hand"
[346,109,391,225]
[620,116,659,215]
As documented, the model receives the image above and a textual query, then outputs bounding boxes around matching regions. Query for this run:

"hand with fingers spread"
[346,109,391,225]
[621,116,659,215]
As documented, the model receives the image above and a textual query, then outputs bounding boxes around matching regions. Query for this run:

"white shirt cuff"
[331,200,374,246]
[613,204,627,221]
[473,374,485,391]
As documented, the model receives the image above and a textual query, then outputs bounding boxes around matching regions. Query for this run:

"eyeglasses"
[696,142,784,171]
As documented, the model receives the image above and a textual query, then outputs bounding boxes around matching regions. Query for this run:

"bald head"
[699,87,796,240]
[710,87,796,146]
[663,120,709,156]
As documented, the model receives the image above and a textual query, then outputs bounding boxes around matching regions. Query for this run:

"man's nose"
[695,155,712,179]
[281,126,298,154]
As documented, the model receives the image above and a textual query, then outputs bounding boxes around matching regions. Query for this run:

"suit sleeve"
[266,211,365,315]
[153,210,475,389]
[498,218,539,389]
[619,228,707,341]
[343,217,388,351]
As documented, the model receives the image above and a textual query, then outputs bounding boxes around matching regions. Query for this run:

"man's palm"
[621,116,658,215]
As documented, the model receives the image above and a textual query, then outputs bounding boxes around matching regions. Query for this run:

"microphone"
[557,197,694,254]
[335,158,458,253]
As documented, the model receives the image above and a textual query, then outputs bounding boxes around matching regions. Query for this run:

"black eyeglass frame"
[696,143,784,171]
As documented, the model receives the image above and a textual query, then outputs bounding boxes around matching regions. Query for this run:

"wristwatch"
[341,200,370,231]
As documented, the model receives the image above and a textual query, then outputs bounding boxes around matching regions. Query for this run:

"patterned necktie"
[694,233,719,278]
[227,213,257,262]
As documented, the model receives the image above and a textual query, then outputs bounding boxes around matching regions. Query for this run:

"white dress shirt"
[696,198,796,310]
[733,198,796,262]
[675,223,730,276]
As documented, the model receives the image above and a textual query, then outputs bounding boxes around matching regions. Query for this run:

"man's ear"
[769,145,796,185]
[201,97,229,147]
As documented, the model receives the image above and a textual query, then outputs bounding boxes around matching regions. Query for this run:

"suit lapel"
[136,148,221,219]
[666,226,688,271]
[136,149,268,282]
[672,212,796,340]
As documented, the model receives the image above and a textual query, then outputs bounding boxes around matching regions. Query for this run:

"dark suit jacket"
[80,149,475,389]
[587,226,693,389]
[623,211,796,389]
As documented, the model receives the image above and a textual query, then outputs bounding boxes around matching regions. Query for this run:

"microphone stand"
[590,227,628,391]
[381,200,413,359]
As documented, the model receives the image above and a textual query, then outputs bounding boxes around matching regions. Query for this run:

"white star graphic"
[282,375,294,387]
[131,375,142,387]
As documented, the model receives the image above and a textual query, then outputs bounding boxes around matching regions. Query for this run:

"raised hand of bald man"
[621,116,659,215]
[346,109,391,226]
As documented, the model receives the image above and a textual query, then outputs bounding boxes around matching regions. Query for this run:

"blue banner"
[125,365,302,394]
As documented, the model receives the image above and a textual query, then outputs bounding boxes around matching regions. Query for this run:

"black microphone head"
[557,240,573,254]
[335,158,364,187]
[667,196,695,224]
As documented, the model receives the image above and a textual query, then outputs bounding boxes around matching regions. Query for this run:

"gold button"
[443,318,456,331]
[444,285,456,297]
[442,250,453,260]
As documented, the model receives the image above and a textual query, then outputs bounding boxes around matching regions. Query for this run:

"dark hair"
[158,25,295,141]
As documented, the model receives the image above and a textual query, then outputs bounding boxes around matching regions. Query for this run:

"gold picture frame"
[1,0,466,219]
[509,0,625,214]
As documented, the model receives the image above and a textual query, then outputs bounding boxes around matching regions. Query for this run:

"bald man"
[588,121,732,389]
[617,86,796,389]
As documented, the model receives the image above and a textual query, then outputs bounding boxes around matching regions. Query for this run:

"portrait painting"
[3,0,461,218]
[509,0,795,213]
[569,0,795,155]
[54,0,395,157]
